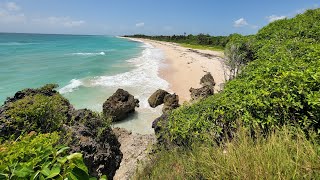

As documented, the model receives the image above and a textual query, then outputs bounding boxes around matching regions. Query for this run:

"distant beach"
[125,37,226,102]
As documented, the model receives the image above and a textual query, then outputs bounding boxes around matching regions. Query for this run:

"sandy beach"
[127,38,226,102]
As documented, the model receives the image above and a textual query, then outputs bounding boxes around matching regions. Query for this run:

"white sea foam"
[70,52,106,56]
[0,42,39,46]
[59,79,83,94]
[60,41,169,110]
[91,42,169,109]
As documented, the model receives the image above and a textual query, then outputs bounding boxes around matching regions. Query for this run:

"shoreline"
[124,37,226,102]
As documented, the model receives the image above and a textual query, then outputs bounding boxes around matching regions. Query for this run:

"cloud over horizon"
[33,16,86,28]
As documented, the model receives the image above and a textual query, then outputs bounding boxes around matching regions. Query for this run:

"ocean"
[0,33,168,134]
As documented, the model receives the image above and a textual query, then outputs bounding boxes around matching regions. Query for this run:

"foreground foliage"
[0,133,92,179]
[136,127,320,179]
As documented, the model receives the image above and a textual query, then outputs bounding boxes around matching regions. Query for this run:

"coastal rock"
[152,113,174,147]
[148,89,170,108]
[72,109,106,135]
[189,85,214,101]
[189,73,216,101]
[0,85,123,179]
[200,72,216,87]
[162,93,180,113]
[63,123,122,179]
[113,128,156,180]
[102,89,139,122]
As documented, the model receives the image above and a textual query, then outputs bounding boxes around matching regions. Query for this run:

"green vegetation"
[4,94,69,139]
[136,127,320,179]
[0,85,114,179]
[0,85,71,141]
[135,8,320,179]
[164,9,320,145]
[0,133,91,179]
[179,43,224,52]
[125,33,234,50]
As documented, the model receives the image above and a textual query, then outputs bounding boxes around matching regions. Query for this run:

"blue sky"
[0,0,319,35]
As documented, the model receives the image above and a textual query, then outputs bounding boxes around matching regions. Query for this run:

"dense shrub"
[163,8,320,145]
[0,90,71,141]
[0,133,92,179]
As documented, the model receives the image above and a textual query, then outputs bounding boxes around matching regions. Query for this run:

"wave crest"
[59,79,83,94]
[70,52,106,56]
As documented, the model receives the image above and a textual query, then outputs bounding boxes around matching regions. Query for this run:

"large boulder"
[189,73,216,101]
[102,89,139,122]
[148,89,170,108]
[162,93,179,113]
[200,72,216,87]
[63,122,122,179]
[189,85,214,101]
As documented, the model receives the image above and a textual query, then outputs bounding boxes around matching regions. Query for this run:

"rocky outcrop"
[3,84,60,104]
[190,73,216,101]
[0,85,123,179]
[162,93,180,113]
[102,89,139,122]
[152,113,170,145]
[148,89,169,108]
[113,128,156,180]
[63,122,122,179]
[148,89,180,113]
[200,72,216,87]
[190,86,214,101]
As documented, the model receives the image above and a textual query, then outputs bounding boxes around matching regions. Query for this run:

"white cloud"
[234,18,248,27]
[33,16,86,28]
[0,10,25,23]
[0,2,25,23]
[266,15,286,22]
[5,2,20,11]
[135,22,144,27]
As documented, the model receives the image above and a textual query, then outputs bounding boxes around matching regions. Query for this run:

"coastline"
[124,37,226,102]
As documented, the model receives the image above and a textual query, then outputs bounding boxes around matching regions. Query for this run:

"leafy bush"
[1,93,70,141]
[0,133,91,179]
[163,8,320,145]
[136,127,320,179]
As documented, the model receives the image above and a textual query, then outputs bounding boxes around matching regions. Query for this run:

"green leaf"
[67,153,83,161]
[31,170,41,180]
[13,166,34,177]
[41,166,51,177]
[0,173,8,180]
[57,157,68,165]
[46,165,61,179]
[70,167,89,180]
[99,175,107,180]
[56,147,70,156]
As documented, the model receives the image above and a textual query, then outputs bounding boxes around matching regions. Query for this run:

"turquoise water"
[0,33,169,134]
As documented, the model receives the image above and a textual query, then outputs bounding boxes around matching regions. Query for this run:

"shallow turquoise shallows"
[0,33,169,134]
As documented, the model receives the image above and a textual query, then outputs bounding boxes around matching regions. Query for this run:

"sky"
[0,0,319,36]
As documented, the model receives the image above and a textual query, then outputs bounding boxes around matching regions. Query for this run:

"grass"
[179,43,224,52]
[135,127,320,179]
